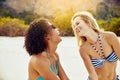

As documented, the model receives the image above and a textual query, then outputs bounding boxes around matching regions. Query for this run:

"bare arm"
[55,53,69,80]
[80,47,98,80]
[110,32,120,60]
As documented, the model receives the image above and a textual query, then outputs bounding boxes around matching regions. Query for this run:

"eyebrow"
[51,25,56,29]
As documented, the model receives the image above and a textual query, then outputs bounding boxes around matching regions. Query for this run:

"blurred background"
[0,0,120,80]
[0,0,120,36]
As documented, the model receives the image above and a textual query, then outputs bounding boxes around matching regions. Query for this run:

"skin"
[73,17,120,80]
[28,28,69,80]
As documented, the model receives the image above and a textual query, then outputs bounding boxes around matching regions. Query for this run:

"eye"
[75,21,80,26]
[76,22,79,25]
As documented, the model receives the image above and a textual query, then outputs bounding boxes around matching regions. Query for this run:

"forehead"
[48,22,52,25]
[47,21,56,29]
[73,17,83,24]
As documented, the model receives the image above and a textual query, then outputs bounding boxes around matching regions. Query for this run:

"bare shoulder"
[79,42,89,57]
[102,31,117,43]
[30,52,49,68]
[102,31,117,39]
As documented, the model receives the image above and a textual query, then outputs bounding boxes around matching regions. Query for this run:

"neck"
[86,30,99,44]
[46,44,57,56]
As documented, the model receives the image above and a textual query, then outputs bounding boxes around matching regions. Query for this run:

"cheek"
[55,34,61,42]
[81,22,90,30]
[51,33,60,40]
[80,22,86,27]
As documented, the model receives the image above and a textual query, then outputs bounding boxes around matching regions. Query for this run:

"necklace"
[90,33,106,59]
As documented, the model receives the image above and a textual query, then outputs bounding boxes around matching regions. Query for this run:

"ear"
[45,35,50,41]
[47,38,50,40]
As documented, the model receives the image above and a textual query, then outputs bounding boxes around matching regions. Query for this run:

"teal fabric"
[37,60,59,80]
[46,50,59,75]
[56,60,59,75]
[37,51,59,80]
[37,77,44,80]
[50,60,59,75]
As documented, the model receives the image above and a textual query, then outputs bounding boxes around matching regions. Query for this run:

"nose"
[76,27,81,33]
[74,24,81,31]
[74,22,80,29]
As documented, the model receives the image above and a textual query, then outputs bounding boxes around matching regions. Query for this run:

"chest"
[87,37,113,59]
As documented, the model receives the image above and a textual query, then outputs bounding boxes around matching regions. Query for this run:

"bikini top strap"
[45,50,59,75]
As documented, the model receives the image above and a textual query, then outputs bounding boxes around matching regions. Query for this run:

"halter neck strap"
[90,33,106,59]
[44,50,58,75]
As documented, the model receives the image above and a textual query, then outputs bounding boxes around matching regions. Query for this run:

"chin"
[57,38,62,44]
[59,38,62,42]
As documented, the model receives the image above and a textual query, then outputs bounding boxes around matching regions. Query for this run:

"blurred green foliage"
[98,18,120,36]
[0,0,120,36]
[52,9,75,36]
[96,2,109,20]
[96,0,120,36]
[96,0,120,20]
[0,17,28,37]
[18,11,40,24]
[0,9,13,18]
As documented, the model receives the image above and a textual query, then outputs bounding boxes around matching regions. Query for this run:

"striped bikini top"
[91,51,118,68]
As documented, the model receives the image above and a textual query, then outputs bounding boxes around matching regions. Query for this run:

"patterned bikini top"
[91,51,118,68]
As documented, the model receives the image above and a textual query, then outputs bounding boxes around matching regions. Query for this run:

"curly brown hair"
[24,18,56,56]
